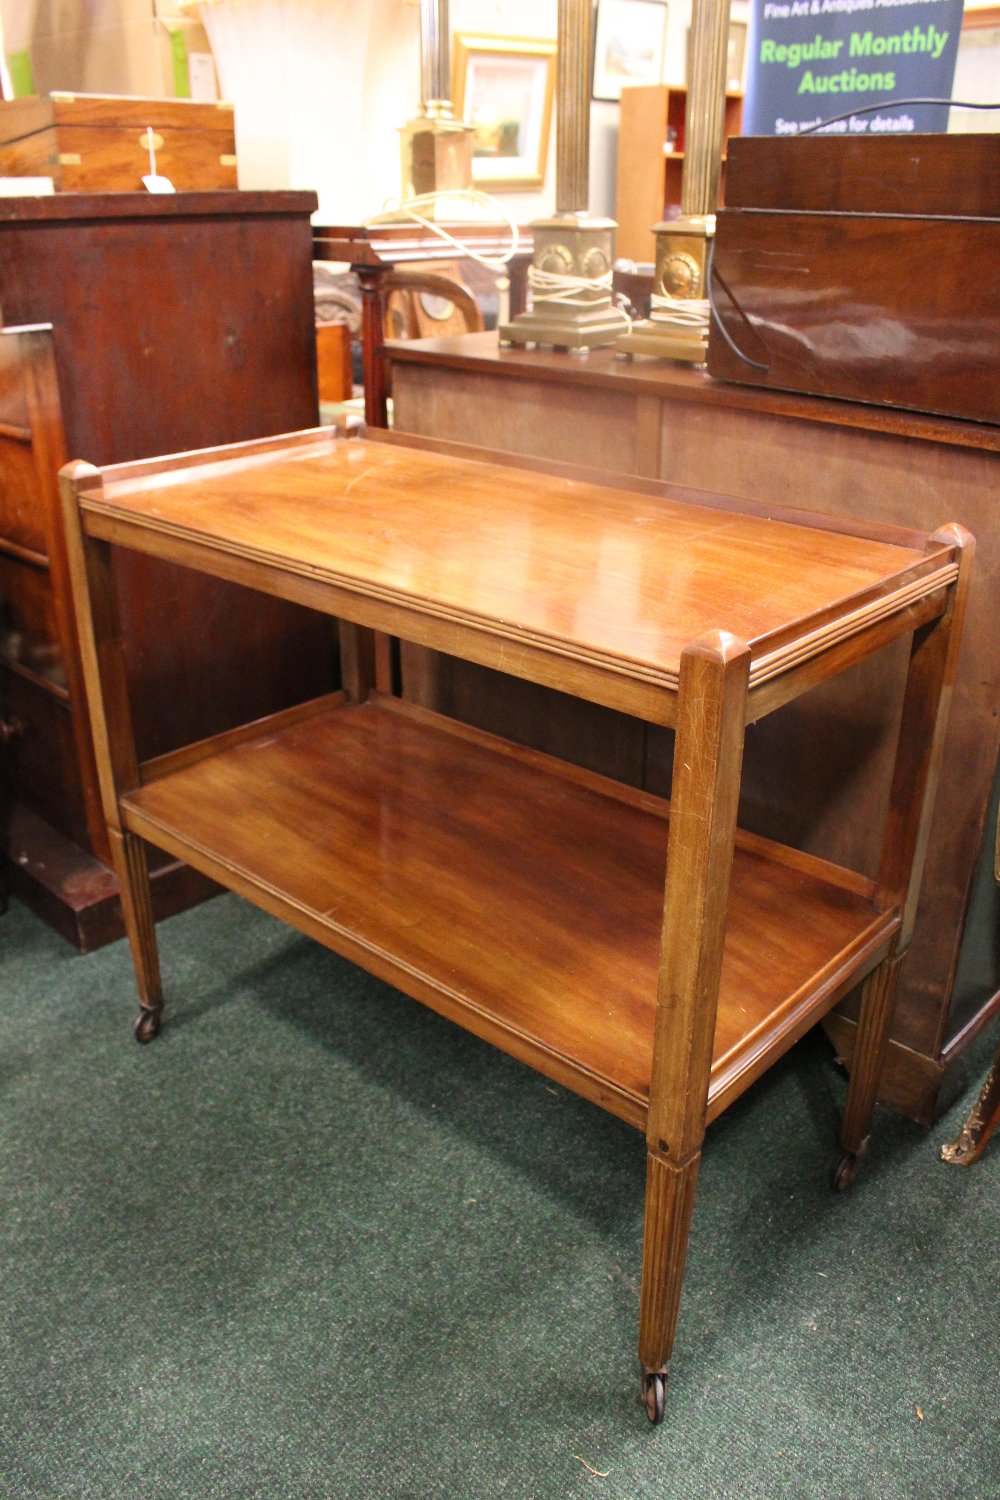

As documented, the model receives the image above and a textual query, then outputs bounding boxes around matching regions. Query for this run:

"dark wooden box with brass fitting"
[706,134,1000,426]
[0,93,237,192]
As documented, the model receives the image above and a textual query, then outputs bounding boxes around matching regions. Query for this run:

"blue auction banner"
[742,0,966,136]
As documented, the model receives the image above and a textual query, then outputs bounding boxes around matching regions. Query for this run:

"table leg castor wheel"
[133,1007,162,1044]
[832,1150,861,1192]
[640,1367,667,1425]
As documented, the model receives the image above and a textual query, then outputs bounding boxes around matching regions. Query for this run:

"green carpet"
[2,892,997,1499]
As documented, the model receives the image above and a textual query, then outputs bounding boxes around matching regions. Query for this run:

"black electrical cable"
[706,236,771,372]
[799,96,1000,132]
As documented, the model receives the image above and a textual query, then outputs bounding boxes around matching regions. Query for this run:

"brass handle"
[0,714,25,744]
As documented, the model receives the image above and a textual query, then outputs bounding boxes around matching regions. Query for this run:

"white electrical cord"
[528,266,610,305]
[363,189,519,274]
[364,191,633,334]
[528,267,632,331]
[649,292,710,334]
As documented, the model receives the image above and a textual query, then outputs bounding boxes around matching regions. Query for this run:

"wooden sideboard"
[385,332,1000,1125]
[60,425,969,1421]
[0,191,336,948]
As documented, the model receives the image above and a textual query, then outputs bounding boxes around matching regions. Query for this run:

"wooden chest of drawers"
[0,191,333,949]
[0,94,237,192]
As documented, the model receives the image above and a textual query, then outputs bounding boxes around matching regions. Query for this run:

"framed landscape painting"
[452,34,556,190]
[593,0,668,102]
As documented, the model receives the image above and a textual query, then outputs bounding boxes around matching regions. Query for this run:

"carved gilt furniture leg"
[940,1043,1000,1166]
[640,631,750,1423]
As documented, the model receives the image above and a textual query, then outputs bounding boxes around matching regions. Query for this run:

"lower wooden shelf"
[123,694,898,1128]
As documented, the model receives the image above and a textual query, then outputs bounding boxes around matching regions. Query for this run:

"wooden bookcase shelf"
[60,426,970,1425]
[615,84,744,263]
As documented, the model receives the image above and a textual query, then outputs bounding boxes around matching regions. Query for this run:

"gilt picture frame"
[452,34,556,191]
[592,0,668,103]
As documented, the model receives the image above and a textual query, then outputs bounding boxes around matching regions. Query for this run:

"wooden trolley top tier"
[73,428,959,725]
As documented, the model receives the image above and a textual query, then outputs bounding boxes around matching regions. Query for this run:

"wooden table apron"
[57,428,970,1417]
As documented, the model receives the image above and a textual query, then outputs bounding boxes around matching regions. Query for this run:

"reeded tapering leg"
[638,1150,702,1421]
[109,827,163,1042]
[833,952,905,1189]
[941,1046,1000,1166]
[640,631,751,1422]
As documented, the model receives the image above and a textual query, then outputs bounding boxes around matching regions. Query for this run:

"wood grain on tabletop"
[91,437,935,679]
[123,697,890,1122]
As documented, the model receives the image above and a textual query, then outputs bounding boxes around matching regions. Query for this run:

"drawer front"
[0,665,89,846]
[0,553,64,689]
[0,432,48,557]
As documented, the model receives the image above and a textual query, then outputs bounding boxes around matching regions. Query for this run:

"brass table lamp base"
[615,322,708,364]
[400,103,475,201]
[499,213,623,352]
[616,214,714,366]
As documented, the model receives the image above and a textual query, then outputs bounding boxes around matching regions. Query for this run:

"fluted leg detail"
[638,1150,702,1382]
[109,826,163,1040]
[834,953,905,1187]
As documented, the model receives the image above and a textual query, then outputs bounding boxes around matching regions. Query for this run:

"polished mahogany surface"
[83,432,939,695]
[122,695,891,1126]
[710,136,1000,423]
[385,329,999,1124]
[0,97,239,192]
[0,193,326,772]
[708,212,1000,425]
[63,426,969,1413]
[0,189,314,222]
[387,331,1000,453]
[725,135,1000,217]
[0,193,320,468]
[312,221,530,268]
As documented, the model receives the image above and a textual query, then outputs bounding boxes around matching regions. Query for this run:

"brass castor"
[832,1150,861,1192]
[641,1367,667,1425]
[133,1007,162,1044]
